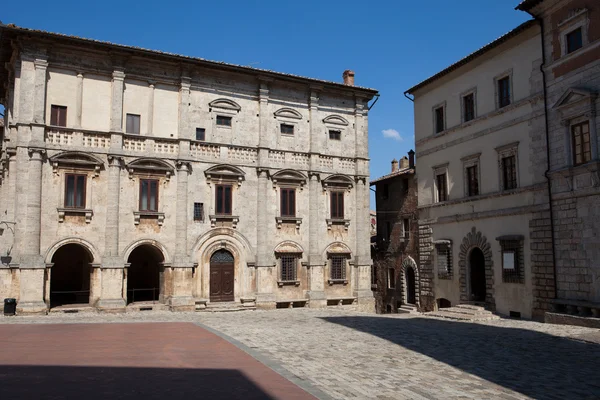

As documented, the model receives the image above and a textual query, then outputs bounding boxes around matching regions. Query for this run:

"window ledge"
[328,279,348,285]
[134,211,165,226]
[276,216,302,229]
[277,280,300,287]
[209,214,239,229]
[57,208,93,223]
[326,218,350,230]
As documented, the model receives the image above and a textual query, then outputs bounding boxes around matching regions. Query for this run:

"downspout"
[527,13,558,300]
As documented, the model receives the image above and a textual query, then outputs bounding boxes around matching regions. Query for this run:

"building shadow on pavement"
[321,316,600,400]
[0,365,275,400]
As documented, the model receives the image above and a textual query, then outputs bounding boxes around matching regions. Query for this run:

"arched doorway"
[469,247,486,302]
[406,267,416,305]
[210,249,234,302]
[127,245,163,304]
[50,244,92,308]
[437,298,452,309]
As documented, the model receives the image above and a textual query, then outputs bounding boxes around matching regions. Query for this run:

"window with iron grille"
[216,115,232,127]
[280,188,296,217]
[434,106,444,133]
[388,268,396,289]
[139,179,159,212]
[196,128,206,141]
[65,174,86,208]
[193,202,204,222]
[330,191,344,219]
[436,244,452,279]
[280,255,298,282]
[500,239,524,283]
[436,173,448,202]
[126,113,141,134]
[280,123,294,135]
[572,121,591,166]
[463,93,475,122]
[329,130,341,140]
[498,77,511,108]
[51,105,67,127]
[330,255,346,280]
[502,155,517,190]
[566,27,583,54]
[466,165,479,196]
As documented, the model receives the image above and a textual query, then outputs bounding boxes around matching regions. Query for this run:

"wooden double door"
[210,250,235,302]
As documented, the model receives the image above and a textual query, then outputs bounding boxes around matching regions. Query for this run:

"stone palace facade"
[0,24,378,314]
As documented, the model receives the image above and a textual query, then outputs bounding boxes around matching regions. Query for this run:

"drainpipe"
[527,13,558,300]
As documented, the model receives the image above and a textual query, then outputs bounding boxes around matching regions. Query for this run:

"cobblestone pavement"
[2,309,600,400]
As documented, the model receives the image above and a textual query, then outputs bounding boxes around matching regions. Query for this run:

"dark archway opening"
[210,249,235,302]
[50,244,92,308]
[469,247,486,302]
[127,245,163,304]
[437,298,452,309]
[406,267,416,305]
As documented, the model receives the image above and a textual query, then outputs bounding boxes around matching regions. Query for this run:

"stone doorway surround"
[458,227,495,310]
[400,256,419,308]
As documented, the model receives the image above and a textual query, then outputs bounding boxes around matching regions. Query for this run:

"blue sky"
[0,0,530,208]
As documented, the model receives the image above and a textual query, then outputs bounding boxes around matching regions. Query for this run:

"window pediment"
[322,174,353,191]
[552,88,596,111]
[274,240,304,254]
[272,169,307,189]
[204,164,245,186]
[325,241,352,255]
[209,98,241,112]
[274,108,302,120]
[50,152,104,176]
[127,158,175,180]
[323,115,349,126]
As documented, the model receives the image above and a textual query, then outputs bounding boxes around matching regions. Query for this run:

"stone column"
[75,72,84,128]
[354,177,374,312]
[31,57,48,145]
[169,161,195,311]
[17,148,47,314]
[97,155,126,312]
[308,172,326,307]
[147,81,155,136]
[110,69,125,132]
[255,168,274,307]
[178,77,190,139]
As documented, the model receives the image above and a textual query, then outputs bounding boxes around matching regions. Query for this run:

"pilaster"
[104,155,122,257]
[258,79,270,148]
[32,57,48,125]
[178,77,190,139]
[147,81,155,135]
[75,72,84,128]
[25,148,45,257]
[307,172,325,304]
[309,88,321,160]
[110,69,125,132]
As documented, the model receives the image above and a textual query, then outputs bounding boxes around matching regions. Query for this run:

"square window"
[196,128,206,141]
[388,268,396,289]
[280,255,298,282]
[216,184,232,215]
[50,105,67,127]
[466,165,479,196]
[65,174,86,208]
[216,115,232,127]
[280,123,294,135]
[126,113,141,134]
[330,191,344,219]
[434,107,444,133]
[139,179,159,211]
[436,173,448,202]
[463,93,475,122]
[329,130,341,140]
[193,202,204,222]
[566,27,583,54]
[280,188,296,217]
[498,77,511,108]
[330,255,346,280]
[572,121,591,166]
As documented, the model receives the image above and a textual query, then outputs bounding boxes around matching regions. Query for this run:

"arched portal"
[50,244,93,307]
[406,266,416,305]
[126,244,163,304]
[469,247,486,303]
[210,249,234,302]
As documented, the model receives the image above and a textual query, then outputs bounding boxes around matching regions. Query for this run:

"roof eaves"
[404,19,537,95]
[515,0,545,11]
[369,168,414,185]
[0,24,378,95]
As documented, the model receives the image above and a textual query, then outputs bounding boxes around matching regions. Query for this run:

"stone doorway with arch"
[126,244,164,304]
[400,256,419,307]
[210,249,235,302]
[48,243,94,308]
[458,227,495,309]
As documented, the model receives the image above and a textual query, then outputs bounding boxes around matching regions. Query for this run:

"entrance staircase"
[196,300,255,312]
[397,304,419,314]
[425,304,500,321]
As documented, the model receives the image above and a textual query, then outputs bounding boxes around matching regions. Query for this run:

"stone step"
[440,307,493,317]
[454,304,487,311]
[202,302,254,313]
[397,304,419,314]
[49,305,96,314]
[426,309,500,321]
[126,302,169,312]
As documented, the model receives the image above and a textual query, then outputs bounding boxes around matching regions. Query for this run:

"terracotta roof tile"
[370,167,414,185]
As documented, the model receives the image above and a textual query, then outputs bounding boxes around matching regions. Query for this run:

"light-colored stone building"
[405,21,552,318]
[517,0,600,321]
[0,24,378,314]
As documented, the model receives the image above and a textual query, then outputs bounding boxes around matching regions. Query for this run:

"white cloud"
[382,128,403,142]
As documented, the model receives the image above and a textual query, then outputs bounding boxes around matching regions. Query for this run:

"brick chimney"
[391,158,398,173]
[343,70,355,86]
[399,156,409,169]
[408,149,415,168]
